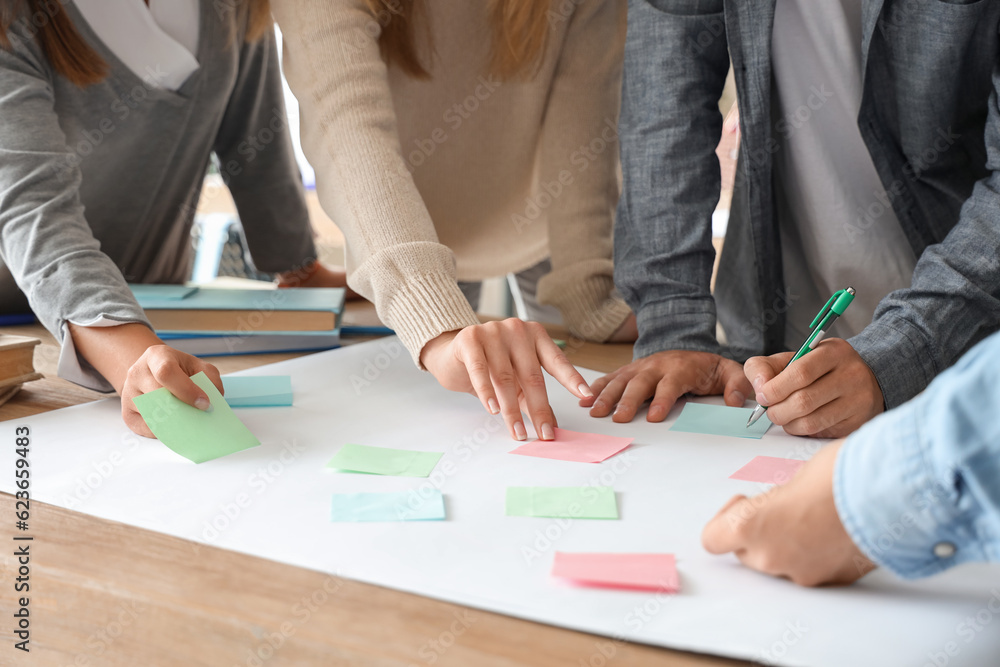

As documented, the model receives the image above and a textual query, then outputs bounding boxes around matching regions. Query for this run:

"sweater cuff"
[537,263,631,342]
[382,271,482,368]
[848,316,937,410]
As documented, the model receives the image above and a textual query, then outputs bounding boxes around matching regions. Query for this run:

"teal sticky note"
[132,372,261,463]
[330,491,446,522]
[505,486,618,519]
[669,402,772,439]
[325,444,443,477]
[222,376,293,407]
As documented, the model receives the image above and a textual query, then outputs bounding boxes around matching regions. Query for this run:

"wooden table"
[0,303,747,667]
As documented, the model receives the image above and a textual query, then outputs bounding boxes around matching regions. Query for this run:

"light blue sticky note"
[222,376,293,407]
[330,491,446,522]
[669,402,772,439]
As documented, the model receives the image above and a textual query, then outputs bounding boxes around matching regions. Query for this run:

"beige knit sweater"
[273,0,630,363]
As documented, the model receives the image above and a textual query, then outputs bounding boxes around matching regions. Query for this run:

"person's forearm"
[615,1,730,358]
[835,331,1000,579]
[66,322,163,395]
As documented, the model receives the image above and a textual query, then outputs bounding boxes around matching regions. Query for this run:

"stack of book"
[0,334,42,405]
[130,285,345,357]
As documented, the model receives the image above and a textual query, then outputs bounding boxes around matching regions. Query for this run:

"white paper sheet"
[3,338,998,666]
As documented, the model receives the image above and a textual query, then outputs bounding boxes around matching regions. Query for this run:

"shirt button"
[933,542,957,559]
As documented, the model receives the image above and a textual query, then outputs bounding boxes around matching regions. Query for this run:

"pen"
[746,287,856,428]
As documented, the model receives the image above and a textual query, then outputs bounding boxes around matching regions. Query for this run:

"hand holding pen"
[743,288,885,439]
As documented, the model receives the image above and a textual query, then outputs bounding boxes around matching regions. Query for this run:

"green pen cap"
[831,287,856,315]
[809,287,857,328]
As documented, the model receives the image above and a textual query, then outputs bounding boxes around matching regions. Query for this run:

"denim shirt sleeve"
[834,331,1000,580]
[849,68,1000,410]
[614,0,730,359]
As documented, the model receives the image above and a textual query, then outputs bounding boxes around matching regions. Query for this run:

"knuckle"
[786,364,809,389]
[148,358,173,380]
[460,326,482,344]
[493,370,517,387]
[521,372,547,390]
[756,553,783,575]
[472,381,493,396]
[798,417,820,434]
[792,391,815,415]
[466,360,489,376]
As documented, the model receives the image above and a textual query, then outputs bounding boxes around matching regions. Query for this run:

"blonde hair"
[366,0,552,80]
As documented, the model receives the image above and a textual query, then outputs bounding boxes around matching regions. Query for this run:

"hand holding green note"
[132,371,261,463]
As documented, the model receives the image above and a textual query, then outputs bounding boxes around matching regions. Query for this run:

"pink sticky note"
[552,552,679,592]
[729,456,806,485]
[509,427,633,463]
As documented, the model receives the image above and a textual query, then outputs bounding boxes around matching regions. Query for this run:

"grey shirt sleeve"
[614,0,730,359]
[213,27,317,275]
[849,69,1000,410]
[0,31,151,354]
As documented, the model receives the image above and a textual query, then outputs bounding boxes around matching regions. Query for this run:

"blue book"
[129,285,345,333]
[158,329,340,357]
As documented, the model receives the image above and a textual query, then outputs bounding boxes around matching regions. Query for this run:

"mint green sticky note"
[325,444,443,477]
[222,376,293,407]
[132,372,261,463]
[330,491,446,522]
[669,402,772,439]
[505,486,618,519]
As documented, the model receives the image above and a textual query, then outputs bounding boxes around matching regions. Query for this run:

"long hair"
[366,0,552,80]
[0,0,273,87]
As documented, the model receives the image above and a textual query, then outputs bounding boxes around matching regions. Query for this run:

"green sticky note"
[669,402,772,439]
[222,376,293,407]
[325,443,443,477]
[505,486,618,519]
[132,371,261,463]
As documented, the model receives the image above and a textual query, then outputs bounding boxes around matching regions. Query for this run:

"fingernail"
[514,422,527,441]
[752,375,765,392]
[756,390,768,406]
[593,399,605,411]
[648,404,664,420]
[613,403,625,415]
[541,423,555,440]
[195,396,211,411]
[731,390,746,406]
[578,383,594,398]
[487,398,500,415]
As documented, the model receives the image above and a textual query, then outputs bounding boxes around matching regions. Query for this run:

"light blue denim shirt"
[835,331,1000,580]
[617,0,1000,410]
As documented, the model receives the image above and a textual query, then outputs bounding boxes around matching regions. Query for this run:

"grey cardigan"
[0,1,315,381]
[616,0,1000,409]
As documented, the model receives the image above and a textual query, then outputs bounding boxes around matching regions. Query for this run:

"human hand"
[420,319,593,441]
[581,350,752,423]
[701,440,876,587]
[605,312,638,343]
[122,345,224,438]
[743,338,884,438]
[277,261,361,299]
